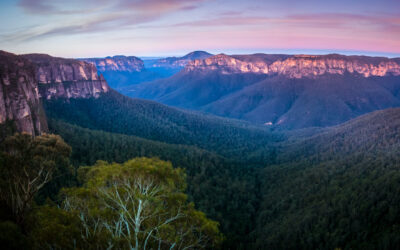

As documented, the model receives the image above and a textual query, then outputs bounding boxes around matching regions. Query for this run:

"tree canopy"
[31,158,223,249]
[0,133,71,226]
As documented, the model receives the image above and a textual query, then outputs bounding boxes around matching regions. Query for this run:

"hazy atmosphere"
[1,0,400,57]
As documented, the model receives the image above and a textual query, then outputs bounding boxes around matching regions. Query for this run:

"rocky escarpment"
[82,55,144,72]
[80,51,214,90]
[0,51,47,136]
[186,54,400,78]
[80,55,149,89]
[0,51,111,136]
[131,52,400,129]
[23,54,110,99]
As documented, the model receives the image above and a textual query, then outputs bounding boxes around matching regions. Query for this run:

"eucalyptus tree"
[59,158,222,249]
[0,133,71,226]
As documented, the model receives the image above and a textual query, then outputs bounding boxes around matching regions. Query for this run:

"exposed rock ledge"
[81,55,144,72]
[0,51,47,135]
[23,54,110,99]
[185,54,400,78]
[0,51,111,136]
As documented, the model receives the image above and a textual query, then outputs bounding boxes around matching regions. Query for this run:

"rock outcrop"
[186,54,400,78]
[80,51,214,90]
[131,52,400,129]
[0,51,111,136]
[0,51,47,135]
[23,54,110,99]
[82,55,144,72]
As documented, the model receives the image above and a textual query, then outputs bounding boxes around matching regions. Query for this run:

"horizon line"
[3,48,400,59]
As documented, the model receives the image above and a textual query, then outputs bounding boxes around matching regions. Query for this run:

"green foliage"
[31,158,223,249]
[47,119,263,247]
[29,90,400,249]
[28,205,81,249]
[42,91,280,162]
[251,109,400,249]
[0,133,71,225]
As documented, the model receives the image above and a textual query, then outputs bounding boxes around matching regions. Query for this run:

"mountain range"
[2,49,400,249]
[0,50,275,159]
[81,51,213,89]
[126,53,400,129]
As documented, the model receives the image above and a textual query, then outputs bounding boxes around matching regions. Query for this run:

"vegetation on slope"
[43,91,400,249]
[252,108,400,249]
[4,90,400,249]
[0,134,222,249]
[43,91,280,162]
[47,119,262,248]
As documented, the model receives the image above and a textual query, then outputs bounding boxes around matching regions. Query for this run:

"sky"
[0,0,399,58]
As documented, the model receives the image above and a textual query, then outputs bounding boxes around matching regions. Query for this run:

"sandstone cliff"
[0,51,111,136]
[82,55,144,72]
[23,54,110,99]
[0,51,47,135]
[186,54,400,78]
[130,52,400,129]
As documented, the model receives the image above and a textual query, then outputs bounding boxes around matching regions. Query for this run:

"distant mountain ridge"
[149,51,213,68]
[0,49,275,157]
[185,53,400,78]
[81,55,144,72]
[80,51,213,89]
[128,53,400,129]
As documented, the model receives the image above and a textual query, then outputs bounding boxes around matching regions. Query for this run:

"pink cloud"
[8,0,400,56]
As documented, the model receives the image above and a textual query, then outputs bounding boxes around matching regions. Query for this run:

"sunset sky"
[1,0,399,58]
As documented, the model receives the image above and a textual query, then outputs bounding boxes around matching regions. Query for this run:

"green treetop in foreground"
[32,158,223,249]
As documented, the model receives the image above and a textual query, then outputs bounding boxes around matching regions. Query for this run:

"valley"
[123,53,400,129]
[1,0,399,248]
[1,50,400,249]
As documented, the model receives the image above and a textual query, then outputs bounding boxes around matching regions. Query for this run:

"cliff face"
[82,55,144,72]
[131,52,400,129]
[80,55,150,89]
[23,54,110,99]
[0,51,47,135]
[80,51,214,90]
[186,54,400,78]
[0,51,111,136]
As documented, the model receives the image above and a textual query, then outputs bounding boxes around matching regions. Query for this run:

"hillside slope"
[128,53,400,129]
[47,106,400,249]
[43,90,280,160]
[206,74,400,128]
[127,70,268,109]
[253,108,400,249]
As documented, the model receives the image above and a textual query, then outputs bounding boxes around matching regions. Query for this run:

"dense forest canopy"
[2,90,400,249]
[42,91,281,163]
[42,96,400,249]
[0,134,222,249]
